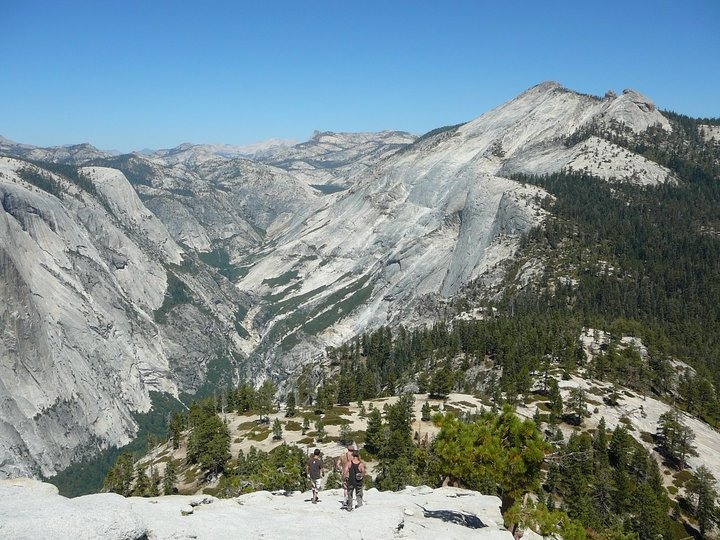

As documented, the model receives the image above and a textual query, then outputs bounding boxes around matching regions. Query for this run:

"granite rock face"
[0,159,248,478]
[0,478,513,540]
[234,83,674,370]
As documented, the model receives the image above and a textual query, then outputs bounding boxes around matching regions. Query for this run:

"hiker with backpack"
[306,448,324,504]
[345,450,365,511]
[337,443,354,505]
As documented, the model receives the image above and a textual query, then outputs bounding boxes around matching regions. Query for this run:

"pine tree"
[633,484,668,540]
[605,384,621,406]
[272,418,283,441]
[429,361,454,397]
[133,462,150,496]
[324,469,342,490]
[285,392,296,417]
[236,382,257,413]
[336,374,354,406]
[539,358,552,393]
[163,459,177,495]
[548,379,563,424]
[688,465,718,536]
[561,433,594,524]
[364,408,384,455]
[568,387,587,425]
[301,416,310,435]
[168,412,185,450]
[591,467,613,527]
[432,406,548,513]
[339,422,352,446]
[417,372,430,394]
[257,380,277,422]
[102,452,135,496]
[592,417,609,470]
[608,425,632,471]
[421,401,432,421]
[384,394,415,461]
[656,410,696,469]
[608,425,634,515]
[532,406,542,428]
[376,394,417,491]
[187,413,231,475]
[148,466,160,497]
[314,418,325,442]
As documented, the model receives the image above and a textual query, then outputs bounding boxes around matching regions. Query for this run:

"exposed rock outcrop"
[0,478,512,540]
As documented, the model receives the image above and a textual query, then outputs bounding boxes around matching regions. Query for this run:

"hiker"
[306,448,324,503]
[337,443,354,505]
[345,450,365,511]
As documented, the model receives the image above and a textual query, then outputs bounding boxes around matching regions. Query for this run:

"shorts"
[311,477,322,492]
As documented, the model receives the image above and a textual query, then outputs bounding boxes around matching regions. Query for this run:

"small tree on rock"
[421,401,432,422]
[339,423,352,446]
[168,412,185,450]
[656,410,696,470]
[364,408,384,455]
[548,379,563,424]
[314,418,326,442]
[257,380,277,423]
[133,462,150,497]
[103,452,135,496]
[272,418,283,441]
[568,387,587,426]
[301,416,310,435]
[285,392,296,417]
[163,459,177,495]
[688,465,718,536]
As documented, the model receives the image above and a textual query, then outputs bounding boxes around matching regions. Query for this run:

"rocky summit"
[0,82,693,477]
[0,478,511,540]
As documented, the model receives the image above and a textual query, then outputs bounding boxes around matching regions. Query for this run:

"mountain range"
[0,81,716,481]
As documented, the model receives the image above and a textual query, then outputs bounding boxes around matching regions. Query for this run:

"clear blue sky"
[2,0,718,152]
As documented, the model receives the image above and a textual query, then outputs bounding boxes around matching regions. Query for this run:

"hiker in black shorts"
[345,450,365,511]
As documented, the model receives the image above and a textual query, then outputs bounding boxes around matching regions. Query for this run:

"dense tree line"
[313,304,711,423]
[545,420,674,538]
[215,444,307,497]
[363,399,581,537]
[185,399,231,476]
[103,381,720,537]
[509,166,720,421]
[532,113,720,387]
[16,160,99,197]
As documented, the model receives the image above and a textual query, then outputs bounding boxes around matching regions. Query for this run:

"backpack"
[350,461,363,482]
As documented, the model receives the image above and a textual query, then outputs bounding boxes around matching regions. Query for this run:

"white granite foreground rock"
[0,478,512,540]
[0,478,147,539]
